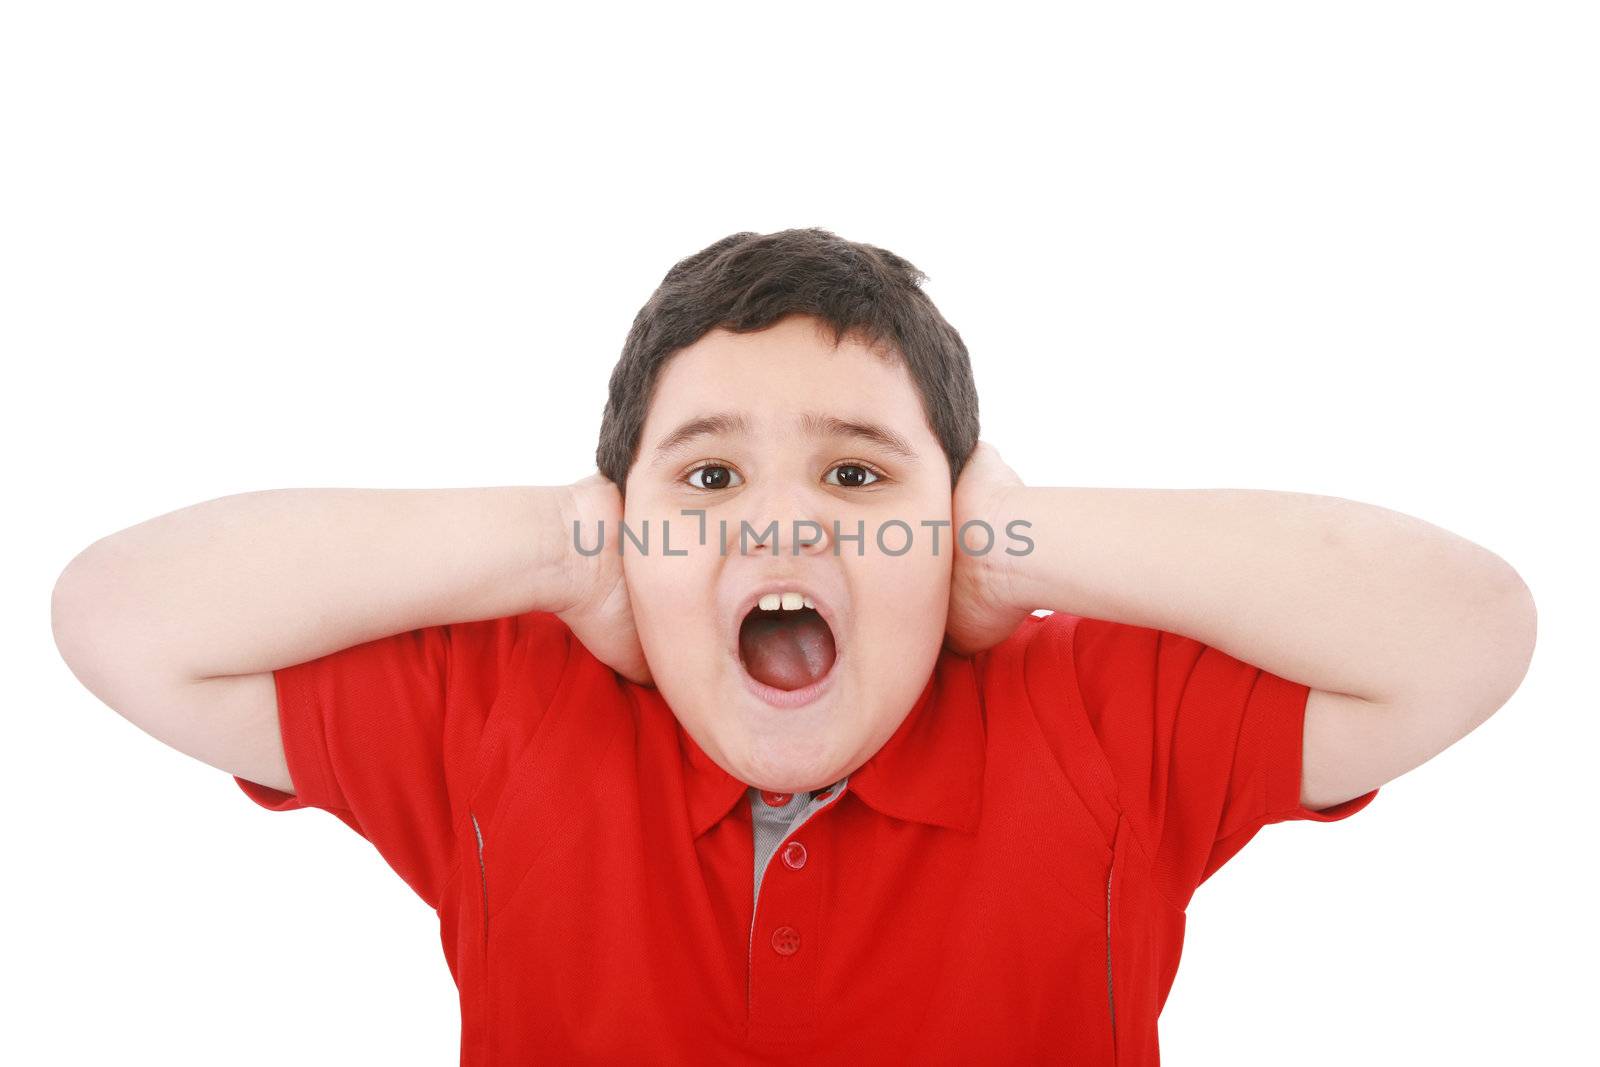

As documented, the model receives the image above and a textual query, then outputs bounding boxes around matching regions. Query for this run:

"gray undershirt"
[748,776,849,909]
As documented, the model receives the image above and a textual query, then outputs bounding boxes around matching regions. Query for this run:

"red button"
[780,840,808,870]
[760,791,792,807]
[771,926,802,956]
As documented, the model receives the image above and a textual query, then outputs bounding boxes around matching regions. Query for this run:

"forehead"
[644,315,927,433]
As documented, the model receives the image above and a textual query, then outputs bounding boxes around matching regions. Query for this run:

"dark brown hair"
[596,227,980,492]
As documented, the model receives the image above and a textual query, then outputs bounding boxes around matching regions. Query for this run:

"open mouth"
[737,591,838,693]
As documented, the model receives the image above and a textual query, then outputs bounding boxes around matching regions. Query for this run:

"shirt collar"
[675,647,985,838]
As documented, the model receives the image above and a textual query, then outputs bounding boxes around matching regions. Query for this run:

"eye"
[824,462,883,489]
[684,464,743,491]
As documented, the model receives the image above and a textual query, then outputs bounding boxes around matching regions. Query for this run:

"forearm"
[52,486,576,681]
[996,485,1534,706]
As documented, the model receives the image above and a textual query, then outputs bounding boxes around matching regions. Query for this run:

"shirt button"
[780,840,808,870]
[771,926,802,956]
[760,791,793,807]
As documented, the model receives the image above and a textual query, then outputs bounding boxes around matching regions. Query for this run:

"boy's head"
[597,228,980,793]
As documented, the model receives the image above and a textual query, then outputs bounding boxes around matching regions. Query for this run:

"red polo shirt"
[235,609,1378,1064]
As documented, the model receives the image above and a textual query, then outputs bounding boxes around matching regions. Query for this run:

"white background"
[6,2,1595,1063]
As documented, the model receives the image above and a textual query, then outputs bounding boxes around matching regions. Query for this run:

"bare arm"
[949,443,1536,812]
[50,486,587,792]
[997,486,1535,809]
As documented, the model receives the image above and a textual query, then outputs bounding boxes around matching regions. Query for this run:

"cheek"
[623,553,720,659]
[852,552,951,662]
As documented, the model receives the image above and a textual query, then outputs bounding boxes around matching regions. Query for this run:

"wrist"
[552,483,592,616]
[992,483,1043,607]
[966,483,1036,613]
[555,474,623,616]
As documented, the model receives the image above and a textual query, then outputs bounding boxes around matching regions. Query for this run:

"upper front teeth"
[758,591,815,611]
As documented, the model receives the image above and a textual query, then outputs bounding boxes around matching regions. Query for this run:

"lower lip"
[735,629,842,710]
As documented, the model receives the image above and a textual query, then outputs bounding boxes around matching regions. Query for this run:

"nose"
[733,486,833,558]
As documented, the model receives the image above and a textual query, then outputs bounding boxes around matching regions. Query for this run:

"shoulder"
[969,611,1124,818]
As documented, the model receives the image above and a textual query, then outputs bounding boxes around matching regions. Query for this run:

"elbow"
[51,550,99,676]
[1477,562,1537,716]
[1503,567,1537,700]
[51,540,123,683]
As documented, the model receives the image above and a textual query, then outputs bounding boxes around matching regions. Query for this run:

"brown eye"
[825,464,880,488]
[686,465,741,490]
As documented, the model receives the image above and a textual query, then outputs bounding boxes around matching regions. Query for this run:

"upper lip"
[725,577,842,662]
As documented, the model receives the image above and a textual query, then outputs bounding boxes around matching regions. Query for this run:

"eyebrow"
[648,410,922,468]
[649,412,752,466]
[797,411,921,463]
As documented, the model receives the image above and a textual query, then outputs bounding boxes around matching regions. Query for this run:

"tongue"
[739,609,837,691]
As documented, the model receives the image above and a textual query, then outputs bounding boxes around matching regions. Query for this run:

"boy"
[50,228,1536,1064]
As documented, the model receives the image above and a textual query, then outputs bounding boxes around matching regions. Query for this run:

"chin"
[708,676,865,791]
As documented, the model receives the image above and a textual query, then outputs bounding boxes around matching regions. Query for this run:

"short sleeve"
[232,610,575,910]
[1041,611,1377,909]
